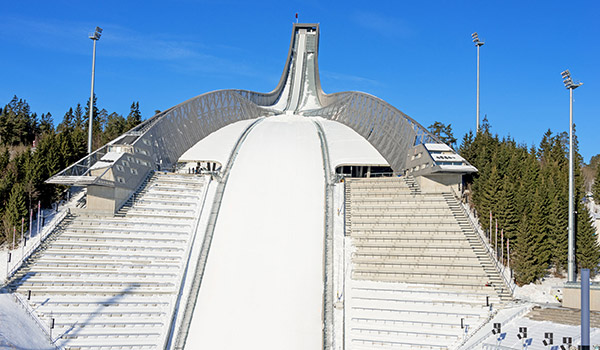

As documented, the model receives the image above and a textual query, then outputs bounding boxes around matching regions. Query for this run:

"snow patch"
[513,276,564,305]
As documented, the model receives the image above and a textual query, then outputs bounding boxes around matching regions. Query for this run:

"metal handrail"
[12,291,61,349]
[6,210,69,280]
[460,201,516,294]
[463,305,531,350]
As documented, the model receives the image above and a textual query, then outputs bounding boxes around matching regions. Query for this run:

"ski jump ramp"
[36,23,481,349]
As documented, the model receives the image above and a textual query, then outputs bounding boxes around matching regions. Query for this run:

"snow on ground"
[178,118,259,167]
[0,190,85,349]
[513,276,564,305]
[463,275,600,349]
[316,117,388,169]
[1,189,86,282]
[186,114,325,349]
[475,315,600,349]
[0,293,54,349]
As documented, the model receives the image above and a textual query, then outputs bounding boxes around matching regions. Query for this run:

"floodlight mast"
[561,69,583,283]
[472,32,484,133]
[88,27,103,155]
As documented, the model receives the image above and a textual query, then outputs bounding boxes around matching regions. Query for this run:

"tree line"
[448,118,600,285]
[0,95,143,246]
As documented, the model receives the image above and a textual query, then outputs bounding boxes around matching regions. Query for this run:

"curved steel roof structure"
[47,23,474,209]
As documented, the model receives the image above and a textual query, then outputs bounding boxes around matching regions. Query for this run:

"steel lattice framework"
[47,90,270,185]
[48,22,466,200]
[304,91,439,173]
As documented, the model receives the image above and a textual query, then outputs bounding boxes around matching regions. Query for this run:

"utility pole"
[561,69,582,283]
[472,32,484,133]
[88,27,103,154]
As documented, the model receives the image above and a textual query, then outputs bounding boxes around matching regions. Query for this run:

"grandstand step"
[5,171,209,349]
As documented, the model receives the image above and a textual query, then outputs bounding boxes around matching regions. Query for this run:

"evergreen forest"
[452,118,600,285]
[0,96,142,247]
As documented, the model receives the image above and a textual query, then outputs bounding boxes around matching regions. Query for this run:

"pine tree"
[39,113,54,135]
[74,104,85,130]
[428,121,457,149]
[0,147,9,170]
[575,198,600,272]
[513,214,537,285]
[125,102,142,131]
[572,131,600,273]
[23,149,42,210]
[538,129,554,166]
[593,165,600,203]
[3,182,28,240]
[57,108,75,134]
[497,175,519,242]
[459,131,474,162]
[530,185,552,277]
[103,112,127,144]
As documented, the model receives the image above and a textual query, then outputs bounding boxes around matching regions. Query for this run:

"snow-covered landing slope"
[186,115,326,349]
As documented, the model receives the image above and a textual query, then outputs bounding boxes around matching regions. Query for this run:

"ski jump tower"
[47,23,475,209]
[33,23,488,350]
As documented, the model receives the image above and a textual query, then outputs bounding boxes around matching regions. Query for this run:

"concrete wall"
[562,284,600,311]
[85,146,154,214]
[416,173,462,196]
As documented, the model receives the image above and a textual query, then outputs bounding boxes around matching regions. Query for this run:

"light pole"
[88,26,103,155]
[561,69,582,283]
[472,32,484,133]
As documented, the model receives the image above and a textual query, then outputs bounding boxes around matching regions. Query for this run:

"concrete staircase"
[441,193,512,302]
[5,172,206,350]
[344,176,511,350]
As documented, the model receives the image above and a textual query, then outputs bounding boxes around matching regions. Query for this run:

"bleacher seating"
[344,177,511,350]
[6,172,206,349]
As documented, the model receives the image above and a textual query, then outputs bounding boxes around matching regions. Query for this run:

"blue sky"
[1,0,598,162]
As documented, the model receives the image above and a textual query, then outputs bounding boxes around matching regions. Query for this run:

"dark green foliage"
[593,165,600,202]
[3,183,28,242]
[460,121,600,285]
[0,96,38,146]
[576,198,600,270]
[0,96,144,244]
[512,215,537,285]
[428,121,457,149]
[103,112,127,145]
[126,102,142,131]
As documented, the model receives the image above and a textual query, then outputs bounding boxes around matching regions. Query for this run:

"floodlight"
[89,26,103,41]
[561,69,582,89]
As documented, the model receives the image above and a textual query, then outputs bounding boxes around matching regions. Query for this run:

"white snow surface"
[513,276,564,305]
[178,118,258,165]
[316,118,388,169]
[0,294,53,349]
[186,114,325,349]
